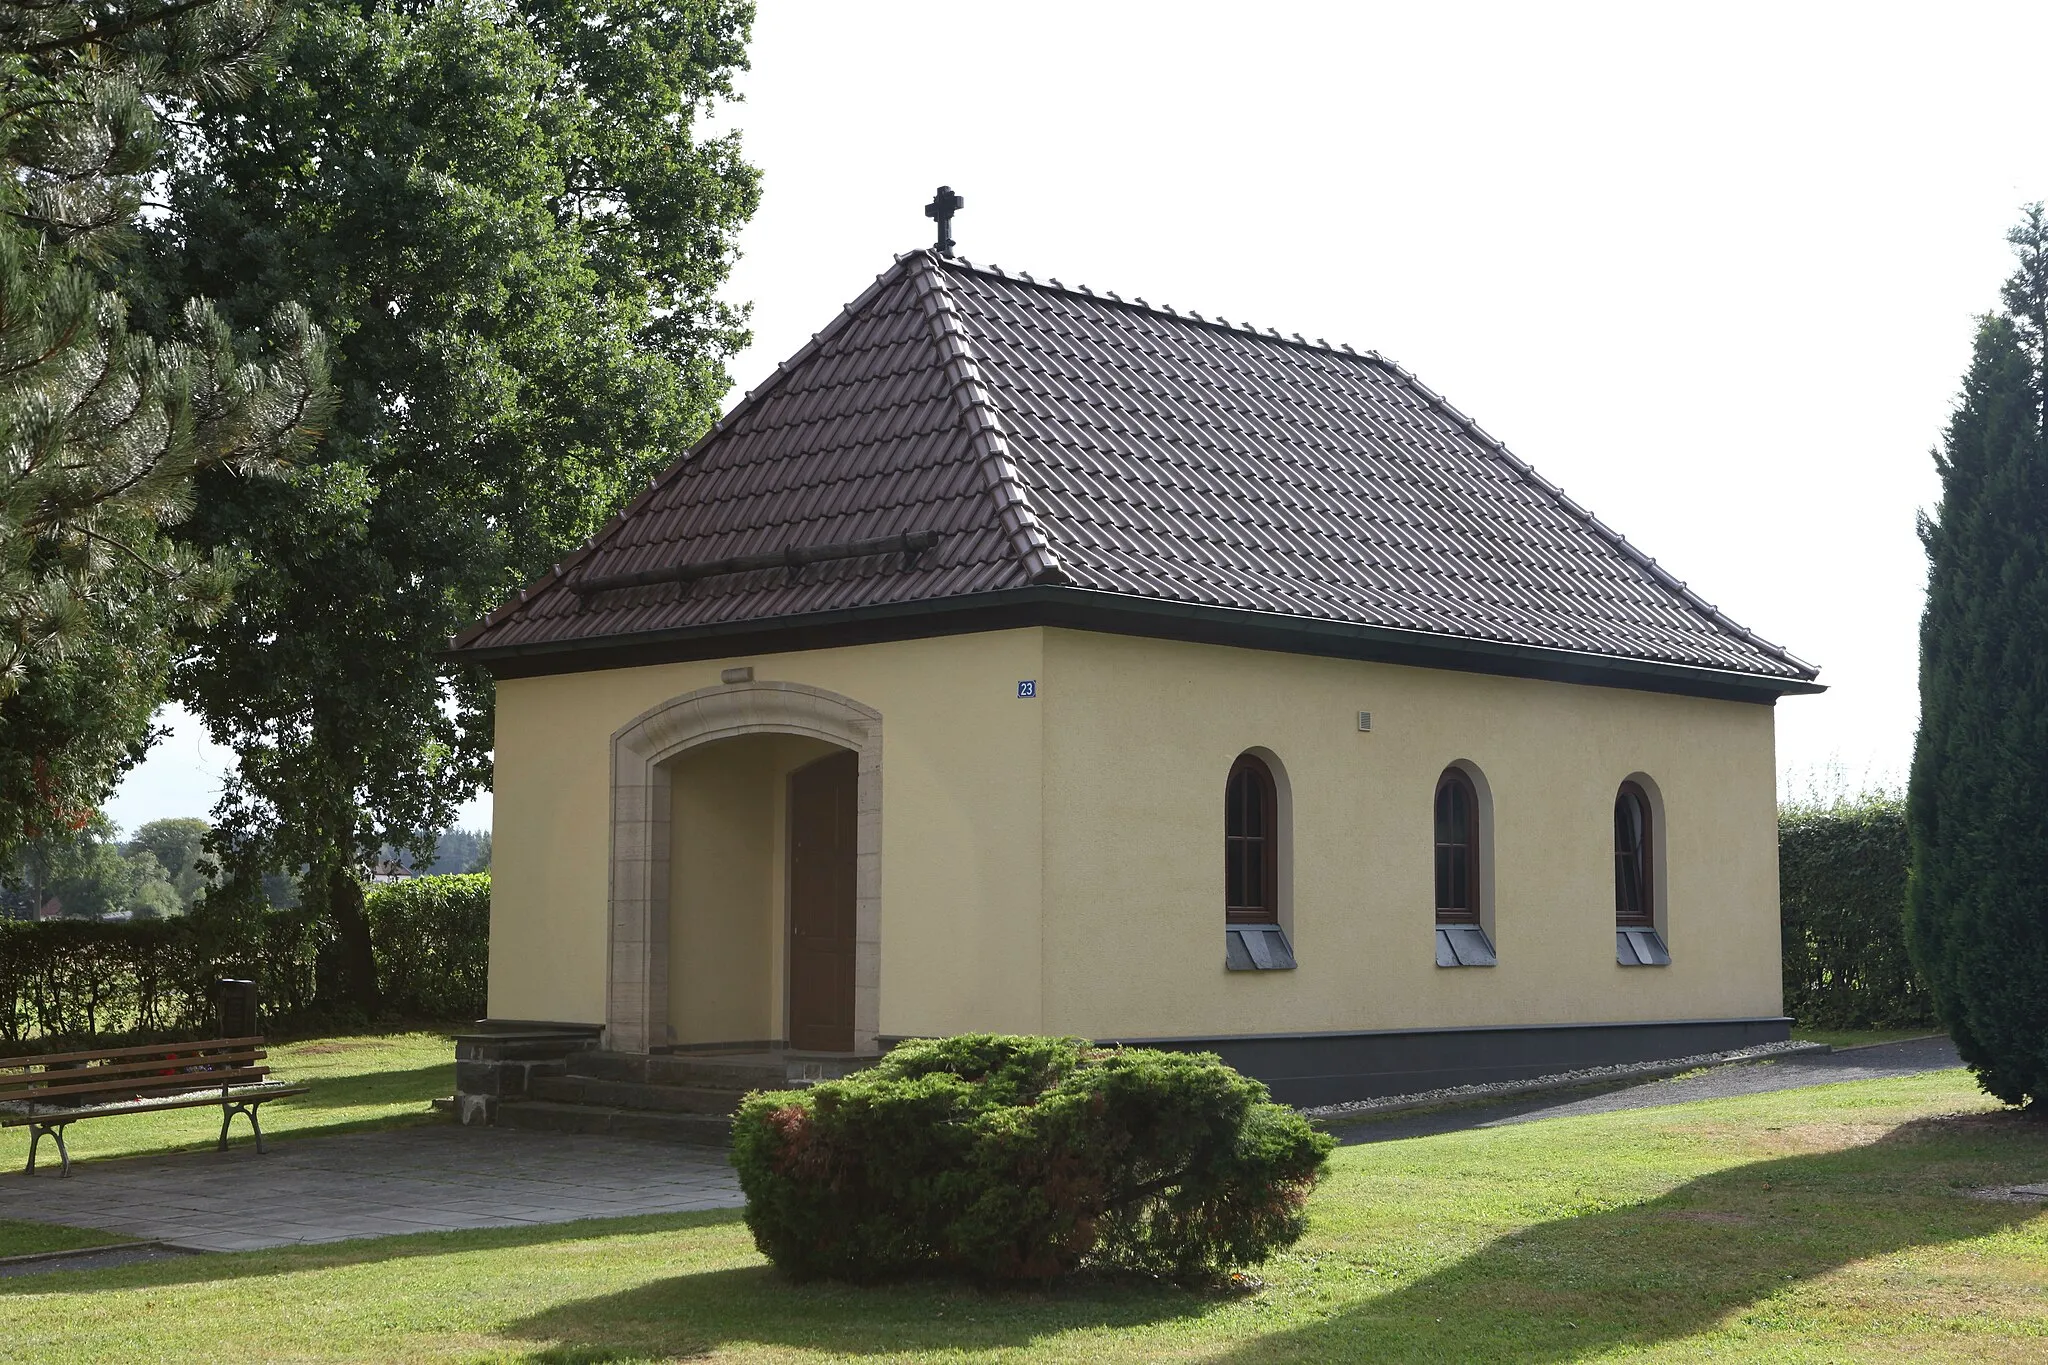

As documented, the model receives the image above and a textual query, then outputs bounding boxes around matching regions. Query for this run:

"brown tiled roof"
[453,251,1817,688]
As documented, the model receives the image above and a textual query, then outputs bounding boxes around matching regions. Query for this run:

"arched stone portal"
[608,680,881,1054]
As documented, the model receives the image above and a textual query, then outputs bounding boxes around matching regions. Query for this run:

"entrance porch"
[605,679,883,1057]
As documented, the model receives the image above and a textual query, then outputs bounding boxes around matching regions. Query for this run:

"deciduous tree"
[128,816,214,907]
[146,0,758,1005]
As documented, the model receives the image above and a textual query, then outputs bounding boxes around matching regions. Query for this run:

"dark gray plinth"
[450,1022,603,1126]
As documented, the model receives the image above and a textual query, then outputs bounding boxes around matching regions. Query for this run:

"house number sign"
[1017,680,1037,698]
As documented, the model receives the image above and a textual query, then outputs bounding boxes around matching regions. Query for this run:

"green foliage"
[366,873,489,1020]
[6,819,183,918]
[127,817,215,908]
[0,906,323,1044]
[0,871,489,1043]
[731,1034,1334,1285]
[1779,795,1934,1030]
[1907,205,2048,1108]
[0,0,331,862]
[385,827,490,876]
[143,0,758,1007]
[0,589,177,853]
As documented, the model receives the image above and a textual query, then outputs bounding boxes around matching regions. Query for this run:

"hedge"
[0,909,323,1046]
[1780,797,1935,1030]
[0,872,488,1048]
[732,1033,1334,1285]
[365,873,489,1020]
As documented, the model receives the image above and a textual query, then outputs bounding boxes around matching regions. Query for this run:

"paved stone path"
[0,1124,742,1252]
[0,1039,1966,1256]
[1338,1035,1963,1144]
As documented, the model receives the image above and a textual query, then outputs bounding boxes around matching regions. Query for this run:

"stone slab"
[0,1123,742,1252]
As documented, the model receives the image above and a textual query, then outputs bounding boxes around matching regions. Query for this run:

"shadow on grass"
[0,1208,749,1294]
[505,1112,2046,1362]
[1325,1078,1660,1145]
[9,1112,2041,1360]
[283,1062,453,1110]
[1212,1110,2048,1363]
[507,1264,1214,1360]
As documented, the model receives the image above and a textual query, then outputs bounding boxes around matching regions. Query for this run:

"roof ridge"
[1372,358,1819,680]
[947,255,1377,366]
[448,253,933,650]
[906,251,1069,586]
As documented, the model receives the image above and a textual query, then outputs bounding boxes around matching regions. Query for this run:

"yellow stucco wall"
[489,624,1782,1044]
[488,629,1048,1038]
[1037,629,1783,1039]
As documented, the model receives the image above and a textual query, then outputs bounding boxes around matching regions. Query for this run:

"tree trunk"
[326,864,378,1011]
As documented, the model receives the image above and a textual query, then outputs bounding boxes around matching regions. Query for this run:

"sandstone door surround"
[608,680,882,1055]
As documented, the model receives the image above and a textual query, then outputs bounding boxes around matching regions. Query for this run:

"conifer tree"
[0,0,329,855]
[1906,204,2048,1109]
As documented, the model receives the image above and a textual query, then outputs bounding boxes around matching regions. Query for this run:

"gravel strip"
[1301,1039,1830,1122]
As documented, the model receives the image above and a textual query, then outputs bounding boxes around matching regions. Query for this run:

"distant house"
[367,858,417,886]
[449,248,1821,1104]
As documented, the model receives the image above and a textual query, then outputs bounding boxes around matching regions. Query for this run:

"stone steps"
[566,1052,789,1091]
[486,1048,876,1145]
[527,1074,744,1115]
[491,1099,734,1148]
[565,1050,870,1090]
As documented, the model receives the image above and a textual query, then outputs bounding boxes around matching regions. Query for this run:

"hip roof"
[452,251,1818,696]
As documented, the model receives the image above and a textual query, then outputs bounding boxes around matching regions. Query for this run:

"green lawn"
[0,1218,132,1260]
[0,1030,454,1183]
[2,1066,2044,1362]
[1791,1026,1947,1051]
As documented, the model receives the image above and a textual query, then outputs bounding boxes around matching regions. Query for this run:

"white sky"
[106,0,2045,835]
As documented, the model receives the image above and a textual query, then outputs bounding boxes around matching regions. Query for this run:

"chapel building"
[449,244,1820,1108]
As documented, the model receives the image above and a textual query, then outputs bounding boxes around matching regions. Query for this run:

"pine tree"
[1906,204,2048,1109]
[0,0,330,854]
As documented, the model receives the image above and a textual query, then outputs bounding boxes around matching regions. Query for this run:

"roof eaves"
[453,582,1826,702]
[449,252,933,653]
[911,254,1069,585]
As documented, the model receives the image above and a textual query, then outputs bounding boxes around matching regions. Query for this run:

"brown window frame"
[1225,753,1280,925]
[1614,781,1655,928]
[1434,767,1481,925]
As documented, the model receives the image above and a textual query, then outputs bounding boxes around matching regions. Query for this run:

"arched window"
[1225,753,1278,924]
[1614,782,1654,926]
[1434,768,1479,924]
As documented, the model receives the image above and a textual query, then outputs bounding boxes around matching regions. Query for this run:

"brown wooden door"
[787,749,858,1052]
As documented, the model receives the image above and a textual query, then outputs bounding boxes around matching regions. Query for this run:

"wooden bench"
[0,1036,307,1177]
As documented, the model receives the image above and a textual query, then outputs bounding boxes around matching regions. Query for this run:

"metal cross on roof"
[924,185,963,257]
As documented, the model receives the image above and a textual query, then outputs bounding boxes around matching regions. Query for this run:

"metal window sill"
[1225,924,1297,971]
[1436,924,1497,967]
[1617,927,1670,966]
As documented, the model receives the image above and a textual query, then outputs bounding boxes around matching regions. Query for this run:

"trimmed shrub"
[0,871,485,1046]
[731,1034,1334,1285]
[1779,796,1934,1030]
[0,906,323,1046]
[366,873,489,1020]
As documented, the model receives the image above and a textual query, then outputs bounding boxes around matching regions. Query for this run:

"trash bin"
[217,979,258,1039]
